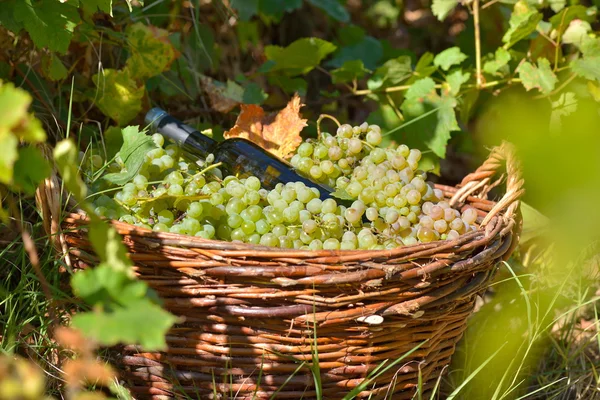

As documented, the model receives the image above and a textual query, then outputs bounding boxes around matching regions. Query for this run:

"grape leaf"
[433,47,467,71]
[517,58,557,95]
[92,68,145,126]
[432,0,460,21]
[12,147,51,195]
[259,0,303,20]
[367,56,412,90]
[307,0,350,22]
[327,35,383,70]
[562,20,592,47]
[263,38,337,76]
[81,0,113,16]
[502,1,543,48]
[0,0,24,33]
[230,0,258,21]
[267,75,307,95]
[571,56,600,81]
[103,126,157,185]
[13,0,80,54]
[224,94,306,159]
[446,70,471,96]
[550,92,577,133]
[549,6,594,37]
[405,77,436,101]
[125,23,179,80]
[200,75,244,113]
[41,53,68,81]
[331,60,371,84]
[242,82,268,104]
[0,83,32,131]
[483,48,511,75]
[401,81,459,158]
[71,299,176,350]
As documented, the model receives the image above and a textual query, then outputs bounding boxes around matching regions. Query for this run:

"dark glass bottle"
[145,108,333,200]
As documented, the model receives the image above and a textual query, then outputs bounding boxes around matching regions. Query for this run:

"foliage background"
[0,0,599,399]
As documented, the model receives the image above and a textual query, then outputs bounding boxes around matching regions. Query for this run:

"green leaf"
[71,300,176,350]
[432,0,460,21]
[41,53,68,81]
[446,70,470,96]
[242,82,268,104]
[230,0,258,20]
[125,22,178,80]
[54,140,88,203]
[13,0,80,54]
[0,133,18,185]
[103,126,124,161]
[71,264,143,306]
[330,60,370,84]
[103,126,156,185]
[434,47,467,71]
[516,58,557,95]
[331,188,354,201]
[92,68,145,126]
[236,21,260,52]
[88,220,133,271]
[483,48,511,75]
[550,92,577,133]
[502,1,543,48]
[401,82,460,158]
[367,55,412,90]
[549,6,594,37]
[263,38,337,76]
[548,0,565,12]
[267,75,307,95]
[562,20,592,47]
[12,147,51,194]
[259,0,302,20]
[405,77,436,101]
[0,0,24,33]
[571,56,600,81]
[0,83,32,130]
[81,0,113,16]
[327,35,383,70]
[306,0,350,22]
[187,24,217,72]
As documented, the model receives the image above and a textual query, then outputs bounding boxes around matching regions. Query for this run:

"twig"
[354,83,443,96]
[316,114,341,139]
[473,0,483,88]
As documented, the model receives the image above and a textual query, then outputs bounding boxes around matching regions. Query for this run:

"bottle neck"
[148,109,216,157]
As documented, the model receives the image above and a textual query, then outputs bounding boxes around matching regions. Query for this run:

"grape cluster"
[290,123,382,189]
[88,122,479,250]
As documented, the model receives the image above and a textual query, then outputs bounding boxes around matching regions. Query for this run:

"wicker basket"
[37,142,524,399]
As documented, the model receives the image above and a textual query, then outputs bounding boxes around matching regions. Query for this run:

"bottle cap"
[145,108,167,131]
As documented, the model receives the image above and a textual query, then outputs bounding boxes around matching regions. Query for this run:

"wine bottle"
[145,108,333,200]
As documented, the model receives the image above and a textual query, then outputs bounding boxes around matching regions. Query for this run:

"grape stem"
[316,114,341,140]
[185,162,223,184]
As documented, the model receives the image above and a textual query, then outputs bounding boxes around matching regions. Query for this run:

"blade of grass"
[446,342,507,400]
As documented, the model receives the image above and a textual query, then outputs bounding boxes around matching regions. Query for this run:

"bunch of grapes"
[88,121,479,250]
[290,123,382,189]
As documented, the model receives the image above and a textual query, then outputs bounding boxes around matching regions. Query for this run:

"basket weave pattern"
[37,142,524,399]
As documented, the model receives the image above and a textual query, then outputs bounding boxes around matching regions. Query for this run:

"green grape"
[341,241,357,250]
[123,182,137,194]
[153,222,170,232]
[168,184,184,196]
[302,219,318,234]
[385,210,399,224]
[417,227,436,242]
[166,171,184,186]
[230,228,246,242]
[217,224,232,240]
[272,225,287,237]
[444,208,458,222]
[309,239,323,250]
[226,198,245,215]
[344,208,362,224]
[328,146,343,161]
[462,207,478,224]
[306,198,322,214]
[227,214,243,229]
[347,138,362,154]
[300,231,312,244]
[434,219,448,233]
[321,198,337,214]
[243,190,261,205]
[297,157,314,173]
[247,205,263,222]
[247,233,261,244]
[256,219,270,235]
[187,202,203,218]
[420,216,434,229]
[406,190,421,205]
[281,187,296,203]
[366,129,382,146]
[210,192,225,206]
[133,175,148,190]
[260,233,279,247]
[182,217,201,234]
[358,231,377,249]
[309,165,323,180]
[366,207,378,221]
[450,218,465,233]
[264,207,284,225]
[157,210,174,225]
[429,205,444,220]
[297,142,314,157]
[296,186,313,203]
[337,124,353,138]
[446,230,460,240]
[283,207,300,223]
[228,183,246,198]
[323,238,340,250]
[160,155,175,169]
[279,236,293,248]
[287,227,301,239]
[202,224,216,238]
[346,182,363,198]
[314,144,329,159]
[185,181,200,195]
[241,220,255,235]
